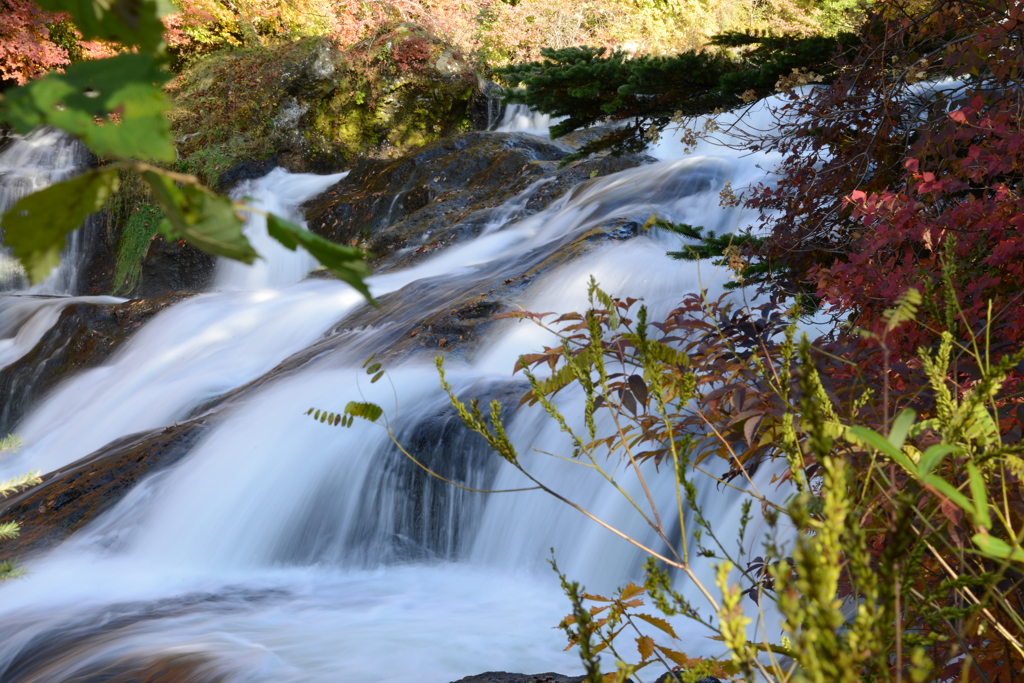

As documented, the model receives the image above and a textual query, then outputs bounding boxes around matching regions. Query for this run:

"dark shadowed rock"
[468,79,506,131]
[132,236,217,298]
[217,154,279,191]
[449,673,587,683]
[0,295,192,434]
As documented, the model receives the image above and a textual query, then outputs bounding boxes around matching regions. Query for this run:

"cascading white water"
[0,128,96,295]
[214,169,350,291]
[0,129,125,373]
[0,102,790,682]
[495,104,558,134]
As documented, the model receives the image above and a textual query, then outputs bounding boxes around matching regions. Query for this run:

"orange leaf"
[656,645,699,668]
[635,613,679,639]
[620,582,646,600]
[637,635,655,661]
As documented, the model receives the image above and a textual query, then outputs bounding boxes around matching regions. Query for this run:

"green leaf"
[1,54,175,161]
[267,213,374,304]
[344,401,383,423]
[888,409,916,452]
[971,533,1024,563]
[33,0,172,54]
[0,521,20,541]
[144,170,257,263]
[967,462,991,529]
[848,426,916,473]
[1,168,119,283]
[922,473,974,514]
[918,443,959,476]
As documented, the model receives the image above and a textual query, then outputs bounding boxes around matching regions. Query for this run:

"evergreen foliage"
[493,32,857,163]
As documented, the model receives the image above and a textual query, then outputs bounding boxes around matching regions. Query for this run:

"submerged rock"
[450,674,587,683]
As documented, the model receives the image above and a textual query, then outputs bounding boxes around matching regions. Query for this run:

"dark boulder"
[449,673,587,683]
[0,295,192,434]
[217,154,279,191]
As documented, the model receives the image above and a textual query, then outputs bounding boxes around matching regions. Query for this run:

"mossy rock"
[168,26,487,184]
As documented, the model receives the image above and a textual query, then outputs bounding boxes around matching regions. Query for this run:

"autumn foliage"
[0,0,68,84]
[738,0,1024,365]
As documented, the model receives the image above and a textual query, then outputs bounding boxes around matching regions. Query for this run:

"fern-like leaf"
[0,470,41,498]
[883,287,922,333]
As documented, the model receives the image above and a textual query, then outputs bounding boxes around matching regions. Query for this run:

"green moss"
[112,204,163,296]
[167,28,481,178]
[167,40,318,183]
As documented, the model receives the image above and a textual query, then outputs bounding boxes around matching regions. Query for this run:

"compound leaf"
[344,401,383,423]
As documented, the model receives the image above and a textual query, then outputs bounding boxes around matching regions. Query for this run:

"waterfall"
[0,103,787,682]
[214,169,350,291]
[0,127,97,295]
[0,128,123,374]
[495,104,556,134]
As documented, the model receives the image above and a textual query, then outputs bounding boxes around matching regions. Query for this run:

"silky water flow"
[0,128,123,372]
[0,102,790,683]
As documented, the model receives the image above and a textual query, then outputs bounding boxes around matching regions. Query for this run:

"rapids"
[0,101,787,682]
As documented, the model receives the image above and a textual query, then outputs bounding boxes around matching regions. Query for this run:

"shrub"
[438,284,1024,682]
[311,279,1024,681]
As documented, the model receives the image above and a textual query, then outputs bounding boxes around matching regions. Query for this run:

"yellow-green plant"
[0,435,41,582]
[308,281,1024,682]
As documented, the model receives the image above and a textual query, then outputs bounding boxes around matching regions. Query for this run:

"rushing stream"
[0,103,785,682]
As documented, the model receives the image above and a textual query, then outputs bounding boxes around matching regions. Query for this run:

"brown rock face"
[0,295,193,434]
[0,419,207,561]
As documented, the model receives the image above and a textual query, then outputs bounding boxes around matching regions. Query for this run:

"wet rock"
[0,295,192,433]
[449,673,587,683]
[468,79,506,131]
[0,419,208,560]
[590,218,641,241]
[0,590,275,682]
[217,154,279,191]
[61,654,227,683]
[133,236,217,298]
[79,220,214,299]
[303,129,655,274]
